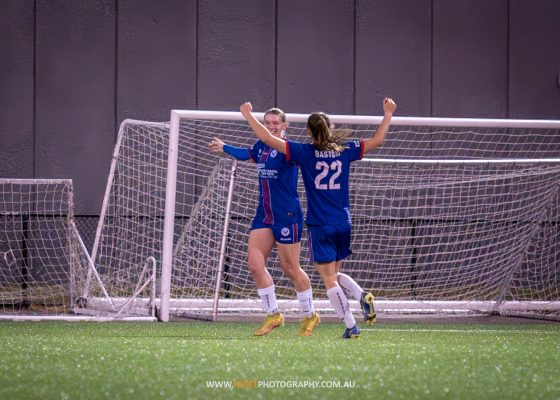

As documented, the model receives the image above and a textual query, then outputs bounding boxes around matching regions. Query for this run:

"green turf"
[0,320,558,400]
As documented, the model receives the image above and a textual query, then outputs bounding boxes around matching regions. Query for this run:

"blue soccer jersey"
[286,140,364,226]
[248,140,303,226]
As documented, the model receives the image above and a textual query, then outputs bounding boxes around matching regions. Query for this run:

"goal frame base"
[73,298,560,321]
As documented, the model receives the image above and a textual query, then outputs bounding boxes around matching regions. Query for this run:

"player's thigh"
[277,242,301,270]
[334,260,343,273]
[247,228,275,266]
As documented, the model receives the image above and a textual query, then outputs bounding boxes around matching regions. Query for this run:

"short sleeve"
[346,140,365,161]
[286,140,304,163]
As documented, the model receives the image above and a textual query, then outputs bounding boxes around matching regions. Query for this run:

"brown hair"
[307,112,345,151]
[264,107,286,123]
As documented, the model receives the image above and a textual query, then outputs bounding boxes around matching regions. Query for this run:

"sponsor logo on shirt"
[257,164,279,179]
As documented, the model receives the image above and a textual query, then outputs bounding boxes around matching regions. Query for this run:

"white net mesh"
[0,179,91,316]
[86,114,560,320]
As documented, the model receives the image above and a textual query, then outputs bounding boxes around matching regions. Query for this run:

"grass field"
[0,319,558,400]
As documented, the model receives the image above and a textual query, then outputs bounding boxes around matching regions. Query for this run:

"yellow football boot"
[253,312,285,336]
[360,292,376,326]
[299,312,320,337]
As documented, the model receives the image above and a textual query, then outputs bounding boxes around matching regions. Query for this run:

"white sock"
[296,288,315,317]
[326,285,356,329]
[337,272,363,301]
[257,285,278,314]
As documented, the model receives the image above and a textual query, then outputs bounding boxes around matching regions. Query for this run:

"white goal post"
[80,111,560,322]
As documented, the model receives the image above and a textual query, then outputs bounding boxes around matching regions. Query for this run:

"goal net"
[0,179,92,319]
[82,112,560,321]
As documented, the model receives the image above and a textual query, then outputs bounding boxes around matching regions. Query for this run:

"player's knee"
[281,263,302,281]
[247,260,265,277]
[316,268,338,288]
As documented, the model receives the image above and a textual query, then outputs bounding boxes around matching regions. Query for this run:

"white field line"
[360,328,560,335]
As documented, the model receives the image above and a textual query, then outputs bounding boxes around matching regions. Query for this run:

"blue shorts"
[251,219,303,244]
[307,223,352,264]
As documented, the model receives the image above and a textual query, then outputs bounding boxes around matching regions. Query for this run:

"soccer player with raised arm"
[208,108,320,337]
[240,98,397,338]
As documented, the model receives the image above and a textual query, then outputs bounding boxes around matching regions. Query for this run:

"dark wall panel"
[355,0,431,116]
[433,0,508,118]
[117,0,197,123]
[198,0,275,111]
[1,0,560,219]
[0,0,34,177]
[277,0,354,114]
[509,0,560,119]
[35,0,116,214]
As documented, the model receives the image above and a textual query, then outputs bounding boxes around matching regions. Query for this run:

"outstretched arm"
[240,102,287,154]
[363,97,397,153]
[208,137,226,154]
[208,137,250,160]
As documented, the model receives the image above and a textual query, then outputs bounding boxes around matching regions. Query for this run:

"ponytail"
[307,112,345,152]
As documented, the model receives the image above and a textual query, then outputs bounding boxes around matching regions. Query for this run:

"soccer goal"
[0,179,157,321]
[0,179,84,319]
[81,111,560,322]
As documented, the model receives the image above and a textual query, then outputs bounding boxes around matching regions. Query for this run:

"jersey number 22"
[315,160,342,190]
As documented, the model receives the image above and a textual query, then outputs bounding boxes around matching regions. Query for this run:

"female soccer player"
[208,108,320,337]
[240,98,397,338]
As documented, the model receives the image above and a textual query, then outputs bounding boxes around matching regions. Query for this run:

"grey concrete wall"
[198,0,276,110]
[277,0,355,114]
[117,0,197,121]
[433,0,509,118]
[356,0,432,116]
[0,1,34,178]
[1,0,560,214]
[509,0,560,118]
[34,0,116,214]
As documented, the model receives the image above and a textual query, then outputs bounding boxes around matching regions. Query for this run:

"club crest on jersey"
[270,149,278,158]
[281,227,290,237]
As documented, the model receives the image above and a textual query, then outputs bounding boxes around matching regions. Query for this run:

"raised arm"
[240,102,287,154]
[363,97,397,154]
